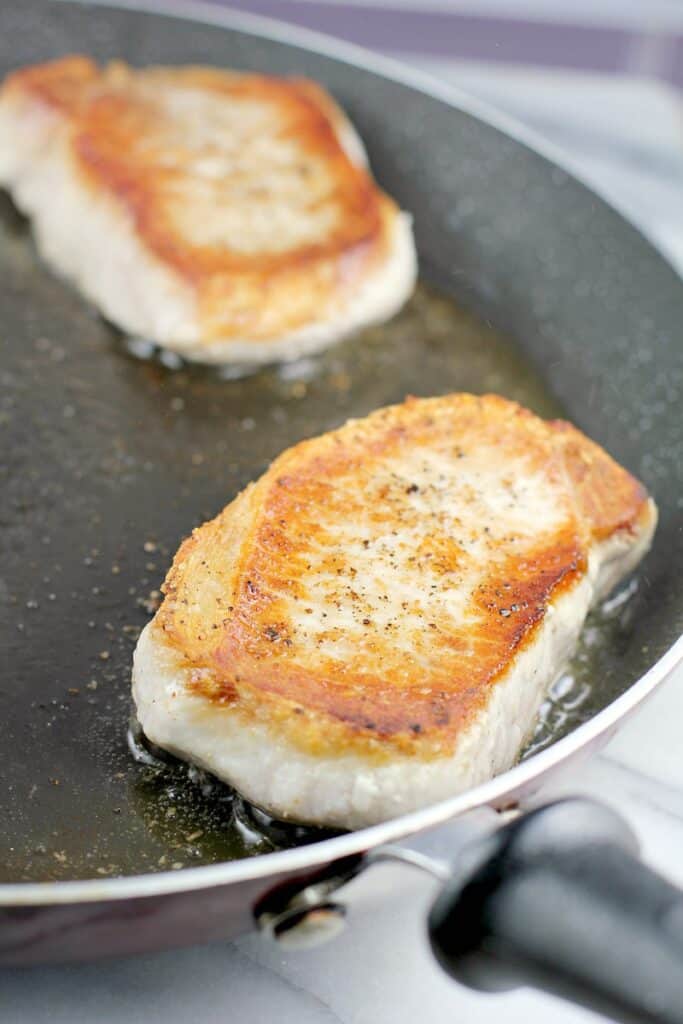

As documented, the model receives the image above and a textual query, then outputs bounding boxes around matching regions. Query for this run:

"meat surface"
[132,394,656,828]
[0,56,416,364]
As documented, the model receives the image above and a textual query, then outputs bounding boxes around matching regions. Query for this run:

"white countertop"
[5,47,683,1024]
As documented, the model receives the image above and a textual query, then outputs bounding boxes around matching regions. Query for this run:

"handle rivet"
[259,901,346,950]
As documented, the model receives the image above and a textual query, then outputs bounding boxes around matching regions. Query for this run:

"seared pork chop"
[0,57,416,364]
[132,394,656,828]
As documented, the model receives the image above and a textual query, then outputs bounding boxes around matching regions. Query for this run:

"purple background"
[206,1,683,88]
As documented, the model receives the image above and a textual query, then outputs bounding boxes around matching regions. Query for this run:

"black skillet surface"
[1,0,682,885]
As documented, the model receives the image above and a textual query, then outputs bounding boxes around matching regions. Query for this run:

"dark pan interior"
[1,0,681,883]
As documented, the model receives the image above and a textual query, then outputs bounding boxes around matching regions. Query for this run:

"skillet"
[1,1,682,1018]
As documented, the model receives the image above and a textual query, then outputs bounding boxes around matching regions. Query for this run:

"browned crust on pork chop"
[151,394,651,759]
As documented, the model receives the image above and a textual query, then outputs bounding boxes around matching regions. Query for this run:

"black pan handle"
[428,798,683,1024]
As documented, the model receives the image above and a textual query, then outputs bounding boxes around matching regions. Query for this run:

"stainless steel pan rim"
[3,0,680,907]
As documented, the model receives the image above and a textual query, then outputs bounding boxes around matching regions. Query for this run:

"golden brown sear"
[154,394,653,759]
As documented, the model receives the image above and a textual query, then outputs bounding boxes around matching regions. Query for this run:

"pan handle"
[428,798,683,1024]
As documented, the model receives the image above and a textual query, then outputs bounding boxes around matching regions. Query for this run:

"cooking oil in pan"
[522,578,641,758]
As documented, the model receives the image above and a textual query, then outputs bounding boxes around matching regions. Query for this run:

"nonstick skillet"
[1,1,682,1019]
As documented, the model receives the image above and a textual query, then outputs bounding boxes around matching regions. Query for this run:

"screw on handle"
[428,798,683,1024]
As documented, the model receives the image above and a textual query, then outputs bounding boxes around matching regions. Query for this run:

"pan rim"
[3,0,681,905]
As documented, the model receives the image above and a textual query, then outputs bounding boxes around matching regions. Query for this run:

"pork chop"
[132,394,656,828]
[0,56,416,364]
